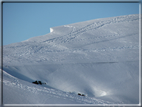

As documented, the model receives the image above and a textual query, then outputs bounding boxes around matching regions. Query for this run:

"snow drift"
[1,14,140,105]
[50,28,53,33]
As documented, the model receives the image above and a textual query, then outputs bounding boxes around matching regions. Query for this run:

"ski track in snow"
[2,14,139,104]
[43,15,139,44]
[2,71,115,104]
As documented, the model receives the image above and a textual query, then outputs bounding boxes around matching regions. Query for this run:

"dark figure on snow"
[38,81,42,85]
[32,81,38,84]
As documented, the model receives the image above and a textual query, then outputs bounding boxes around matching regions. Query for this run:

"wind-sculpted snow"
[3,69,116,104]
[2,14,140,105]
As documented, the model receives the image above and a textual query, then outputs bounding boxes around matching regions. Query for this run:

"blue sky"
[3,2,139,45]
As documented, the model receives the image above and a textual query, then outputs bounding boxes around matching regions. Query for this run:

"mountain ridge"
[3,14,139,65]
[2,14,140,104]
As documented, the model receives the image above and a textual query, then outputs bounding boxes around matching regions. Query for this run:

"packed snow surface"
[1,14,140,105]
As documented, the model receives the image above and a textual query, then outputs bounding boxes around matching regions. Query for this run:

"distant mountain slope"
[3,14,139,65]
[2,14,140,104]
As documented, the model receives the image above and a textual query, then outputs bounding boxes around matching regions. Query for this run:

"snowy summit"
[1,14,140,105]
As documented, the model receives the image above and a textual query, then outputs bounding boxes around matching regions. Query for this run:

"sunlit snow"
[1,14,140,105]
[50,28,53,33]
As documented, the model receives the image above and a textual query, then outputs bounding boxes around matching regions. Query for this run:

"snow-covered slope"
[1,14,140,105]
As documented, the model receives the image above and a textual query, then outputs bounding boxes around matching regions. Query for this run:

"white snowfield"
[1,14,140,105]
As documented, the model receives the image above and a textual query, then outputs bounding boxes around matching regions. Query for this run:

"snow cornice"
[50,28,54,33]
